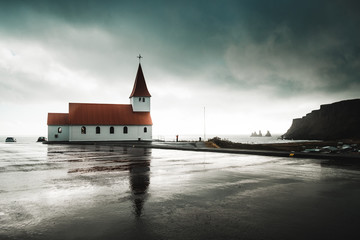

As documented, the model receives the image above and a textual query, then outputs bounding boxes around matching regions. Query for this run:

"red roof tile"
[48,113,69,125]
[68,103,152,125]
[129,64,151,97]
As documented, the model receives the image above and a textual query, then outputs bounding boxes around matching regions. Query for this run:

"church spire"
[129,62,151,98]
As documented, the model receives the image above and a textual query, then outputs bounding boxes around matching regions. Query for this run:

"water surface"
[1,141,359,239]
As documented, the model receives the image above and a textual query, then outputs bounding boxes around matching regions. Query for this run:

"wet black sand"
[1,142,360,239]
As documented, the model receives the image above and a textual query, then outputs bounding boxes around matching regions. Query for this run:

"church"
[47,62,152,142]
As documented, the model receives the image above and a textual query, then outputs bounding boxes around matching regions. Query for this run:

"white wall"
[69,125,152,141]
[48,126,69,141]
[130,97,151,112]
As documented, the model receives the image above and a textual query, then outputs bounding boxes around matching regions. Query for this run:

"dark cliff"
[283,99,360,140]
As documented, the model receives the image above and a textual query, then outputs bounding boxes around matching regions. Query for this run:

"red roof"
[129,64,151,97]
[48,113,69,125]
[68,103,152,125]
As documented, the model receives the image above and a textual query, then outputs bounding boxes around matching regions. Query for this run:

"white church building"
[47,63,152,142]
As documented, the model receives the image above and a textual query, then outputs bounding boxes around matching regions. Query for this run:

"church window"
[96,126,101,134]
[81,126,86,134]
[110,126,114,134]
[144,127,147,133]
[142,97,145,102]
[123,126,128,134]
[139,97,141,102]
[58,127,62,133]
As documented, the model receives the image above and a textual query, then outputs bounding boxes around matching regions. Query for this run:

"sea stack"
[251,130,263,137]
[265,130,271,137]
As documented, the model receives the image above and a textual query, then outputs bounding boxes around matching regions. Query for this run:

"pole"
[204,106,206,141]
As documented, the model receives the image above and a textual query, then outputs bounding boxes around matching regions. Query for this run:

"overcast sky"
[0,0,359,138]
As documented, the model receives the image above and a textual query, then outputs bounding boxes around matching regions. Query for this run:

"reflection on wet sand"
[47,145,151,217]
[129,152,150,217]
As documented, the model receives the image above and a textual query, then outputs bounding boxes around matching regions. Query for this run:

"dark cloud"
[0,0,359,99]
[0,0,359,135]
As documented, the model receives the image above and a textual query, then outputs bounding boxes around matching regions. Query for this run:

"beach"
[1,141,360,239]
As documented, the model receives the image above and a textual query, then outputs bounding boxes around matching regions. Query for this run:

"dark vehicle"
[5,137,16,142]
[37,136,47,142]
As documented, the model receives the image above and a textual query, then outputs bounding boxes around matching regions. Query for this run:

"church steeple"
[129,64,151,98]
[130,59,151,112]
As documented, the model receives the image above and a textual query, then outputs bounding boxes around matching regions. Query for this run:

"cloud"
[0,37,102,104]
[0,0,359,135]
[220,1,360,97]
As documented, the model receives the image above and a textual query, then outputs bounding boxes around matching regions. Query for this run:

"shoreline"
[43,140,360,161]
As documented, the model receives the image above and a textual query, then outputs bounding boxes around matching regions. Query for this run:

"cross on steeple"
[137,54,143,63]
